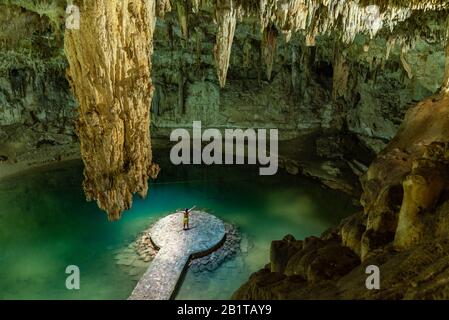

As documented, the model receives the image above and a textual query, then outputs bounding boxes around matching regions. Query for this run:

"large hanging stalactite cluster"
[164,0,449,88]
[59,0,449,219]
[64,0,159,220]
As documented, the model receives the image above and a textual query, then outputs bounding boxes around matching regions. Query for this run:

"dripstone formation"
[3,0,449,299]
[2,1,449,218]
[64,0,160,220]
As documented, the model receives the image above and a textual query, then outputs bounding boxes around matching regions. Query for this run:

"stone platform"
[128,211,226,300]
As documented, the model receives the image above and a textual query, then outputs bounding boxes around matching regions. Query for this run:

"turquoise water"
[0,157,355,299]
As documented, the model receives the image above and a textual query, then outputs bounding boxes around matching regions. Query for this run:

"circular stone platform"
[128,211,226,300]
[150,211,226,256]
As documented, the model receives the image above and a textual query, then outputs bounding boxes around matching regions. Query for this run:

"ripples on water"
[0,155,355,299]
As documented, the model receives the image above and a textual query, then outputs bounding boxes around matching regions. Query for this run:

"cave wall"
[0,3,74,126]
[150,8,446,151]
[233,92,449,300]
[2,0,449,298]
[1,4,445,146]
[0,1,447,199]
[0,3,77,166]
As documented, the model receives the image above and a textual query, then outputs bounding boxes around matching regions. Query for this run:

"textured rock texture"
[233,92,449,299]
[1,1,449,211]
[0,3,78,176]
[64,0,159,220]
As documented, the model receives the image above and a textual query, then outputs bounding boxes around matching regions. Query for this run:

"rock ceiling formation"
[60,0,449,219]
[209,0,449,87]
[64,1,160,220]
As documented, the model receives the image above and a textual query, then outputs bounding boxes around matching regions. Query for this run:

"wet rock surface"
[234,93,449,300]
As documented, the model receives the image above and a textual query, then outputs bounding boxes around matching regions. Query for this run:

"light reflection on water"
[0,158,355,299]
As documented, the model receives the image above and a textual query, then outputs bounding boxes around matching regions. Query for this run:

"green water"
[0,157,355,300]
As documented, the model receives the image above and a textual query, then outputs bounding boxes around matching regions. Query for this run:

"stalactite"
[360,0,449,11]
[213,0,238,88]
[192,0,201,13]
[178,63,186,114]
[156,0,172,18]
[441,15,449,93]
[206,0,445,87]
[259,0,275,31]
[291,46,299,96]
[242,39,252,68]
[256,0,413,46]
[298,46,313,100]
[64,0,159,220]
[385,35,396,60]
[332,49,349,101]
[305,33,316,47]
[195,30,203,76]
[261,25,277,80]
[400,44,413,79]
[176,0,189,40]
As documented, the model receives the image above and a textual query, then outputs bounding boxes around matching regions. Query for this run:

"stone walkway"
[128,211,226,300]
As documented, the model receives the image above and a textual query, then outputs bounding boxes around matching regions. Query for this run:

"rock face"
[64,0,159,220]
[361,94,449,254]
[233,92,449,299]
[1,1,449,214]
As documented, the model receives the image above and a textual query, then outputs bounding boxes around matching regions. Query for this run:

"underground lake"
[0,154,355,300]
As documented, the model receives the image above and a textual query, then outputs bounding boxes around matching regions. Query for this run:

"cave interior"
[1,0,449,300]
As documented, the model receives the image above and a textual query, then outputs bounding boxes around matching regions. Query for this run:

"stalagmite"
[214,0,237,88]
[394,163,445,249]
[64,0,159,220]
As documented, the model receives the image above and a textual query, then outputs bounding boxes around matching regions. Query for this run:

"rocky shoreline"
[233,94,449,300]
